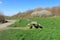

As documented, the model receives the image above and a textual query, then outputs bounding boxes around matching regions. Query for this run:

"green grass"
[8,17,60,28]
[8,18,31,27]
[1,17,60,40]
[0,28,60,40]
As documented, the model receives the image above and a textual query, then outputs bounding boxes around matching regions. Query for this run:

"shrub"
[0,12,7,23]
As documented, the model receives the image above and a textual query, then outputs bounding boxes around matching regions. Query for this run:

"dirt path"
[0,20,16,30]
[6,27,29,30]
[0,20,30,30]
[0,20,31,30]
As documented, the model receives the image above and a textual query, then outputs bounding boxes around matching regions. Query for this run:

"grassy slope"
[8,18,31,27]
[1,17,60,40]
[0,29,60,40]
[8,17,60,28]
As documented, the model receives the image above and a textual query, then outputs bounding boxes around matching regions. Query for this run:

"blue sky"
[0,0,60,16]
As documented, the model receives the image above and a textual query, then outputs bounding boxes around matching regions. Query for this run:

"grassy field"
[8,17,60,28]
[8,18,31,27]
[0,28,60,40]
[1,17,60,40]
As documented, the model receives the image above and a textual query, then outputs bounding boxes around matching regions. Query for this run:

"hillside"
[12,6,60,18]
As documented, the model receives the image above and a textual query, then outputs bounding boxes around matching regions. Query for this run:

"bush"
[0,12,7,23]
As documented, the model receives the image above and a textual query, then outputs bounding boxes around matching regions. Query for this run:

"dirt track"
[0,20,30,30]
[0,20,16,30]
[6,27,29,30]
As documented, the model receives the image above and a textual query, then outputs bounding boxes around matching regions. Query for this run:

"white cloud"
[0,1,3,4]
